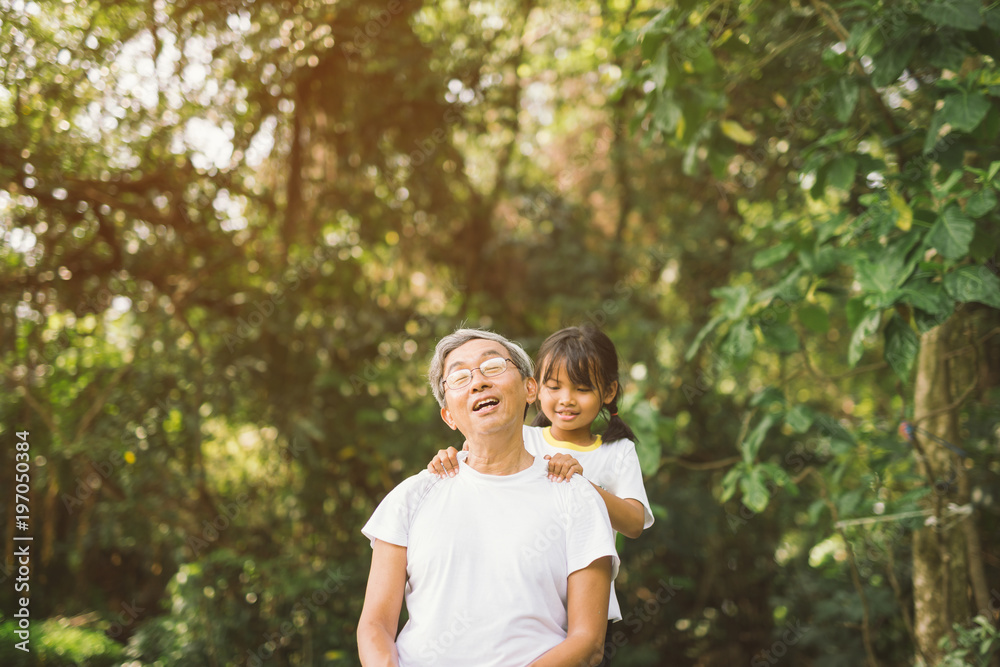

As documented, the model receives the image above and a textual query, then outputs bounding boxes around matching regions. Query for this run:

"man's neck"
[465,428,533,476]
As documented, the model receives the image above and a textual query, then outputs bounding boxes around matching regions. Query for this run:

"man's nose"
[470,374,492,390]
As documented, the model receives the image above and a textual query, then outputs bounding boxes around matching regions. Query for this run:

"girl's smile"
[538,359,614,446]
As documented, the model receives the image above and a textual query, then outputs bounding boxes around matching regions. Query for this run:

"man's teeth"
[474,398,499,411]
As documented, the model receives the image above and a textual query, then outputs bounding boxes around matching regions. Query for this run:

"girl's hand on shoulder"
[544,453,583,482]
[427,446,461,477]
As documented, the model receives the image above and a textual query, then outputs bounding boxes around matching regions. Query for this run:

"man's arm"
[357,540,407,667]
[528,556,612,667]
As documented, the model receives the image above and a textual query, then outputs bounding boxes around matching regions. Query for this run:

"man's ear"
[603,380,619,405]
[524,376,538,404]
[440,406,458,430]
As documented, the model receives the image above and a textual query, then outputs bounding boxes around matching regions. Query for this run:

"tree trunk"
[911,316,971,664]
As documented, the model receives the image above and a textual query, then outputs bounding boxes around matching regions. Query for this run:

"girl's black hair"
[530,325,638,444]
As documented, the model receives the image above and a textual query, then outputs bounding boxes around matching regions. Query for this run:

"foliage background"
[1,0,999,665]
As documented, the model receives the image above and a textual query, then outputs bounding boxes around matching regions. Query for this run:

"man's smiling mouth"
[473,398,500,411]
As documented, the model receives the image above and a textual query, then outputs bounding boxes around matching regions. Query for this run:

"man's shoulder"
[556,472,605,507]
[383,469,447,506]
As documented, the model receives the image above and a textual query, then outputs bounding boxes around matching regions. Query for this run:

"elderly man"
[357,328,618,667]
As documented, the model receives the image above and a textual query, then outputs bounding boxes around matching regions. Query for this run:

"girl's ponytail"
[602,397,638,444]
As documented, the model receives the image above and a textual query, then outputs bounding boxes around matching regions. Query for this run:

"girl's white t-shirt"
[362,451,619,667]
[522,424,655,621]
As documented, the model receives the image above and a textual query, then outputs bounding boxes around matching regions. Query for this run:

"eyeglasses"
[442,357,513,390]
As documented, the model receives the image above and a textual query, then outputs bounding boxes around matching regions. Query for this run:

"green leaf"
[651,43,670,89]
[720,465,743,502]
[720,319,755,363]
[685,314,726,361]
[807,498,827,525]
[757,267,804,303]
[848,309,881,367]
[849,22,884,58]
[920,0,983,31]
[784,404,816,433]
[752,242,795,269]
[762,323,799,353]
[741,413,776,463]
[654,89,683,134]
[941,91,991,133]
[750,386,784,408]
[846,296,868,330]
[711,285,751,320]
[943,266,1000,308]
[884,314,920,381]
[988,160,1000,184]
[798,304,830,332]
[914,308,949,333]
[927,31,971,70]
[827,155,857,191]
[935,168,964,196]
[855,257,899,294]
[924,109,948,156]
[928,206,976,259]
[898,278,955,317]
[855,233,920,295]
[838,488,864,517]
[760,463,795,492]
[740,467,771,513]
[870,36,917,87]
[966,188,998,217]
[832,77,860,124]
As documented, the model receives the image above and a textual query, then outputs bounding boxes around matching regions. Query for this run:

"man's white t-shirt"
[522,425,654,621]
[362,450,618,667]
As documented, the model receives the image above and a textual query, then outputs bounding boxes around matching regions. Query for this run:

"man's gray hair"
[428,328,534,407]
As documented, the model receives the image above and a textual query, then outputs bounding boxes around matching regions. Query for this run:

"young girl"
[428,325,654,665]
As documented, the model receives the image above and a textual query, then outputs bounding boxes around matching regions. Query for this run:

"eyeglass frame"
[441,357,514,391]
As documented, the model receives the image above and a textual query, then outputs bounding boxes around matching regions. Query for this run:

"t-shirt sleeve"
[361,471,438,548]
[562,478,620,580]
[606,441,655,530]
[522,424,540,456]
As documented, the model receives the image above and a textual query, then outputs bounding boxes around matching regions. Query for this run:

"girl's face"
[537,358,616,445]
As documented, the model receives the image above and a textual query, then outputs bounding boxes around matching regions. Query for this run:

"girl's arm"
[357,540,406,667]
[527,556,612,667]
[591,486,646,539]
[545,453,646,538]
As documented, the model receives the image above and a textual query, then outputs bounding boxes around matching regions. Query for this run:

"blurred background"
[1,0,999,665]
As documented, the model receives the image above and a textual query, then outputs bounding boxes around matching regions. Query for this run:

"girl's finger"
[439,455,457,477]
